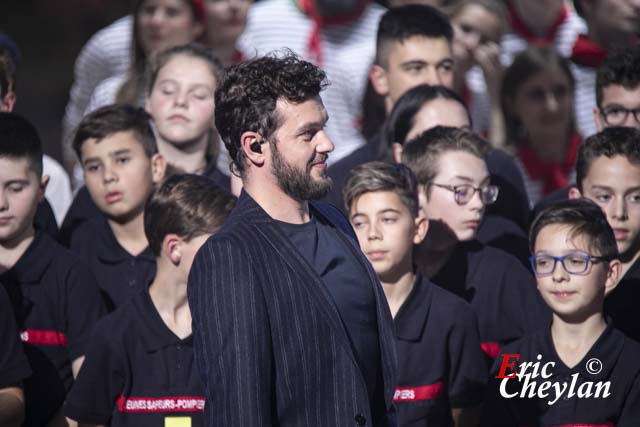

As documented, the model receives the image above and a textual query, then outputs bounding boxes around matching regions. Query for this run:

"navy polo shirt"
[604,257,640,343]
[0,232,105,426]
[393,274,487,427]
[64,290,205,426]
[482,324,640,426]
[34,198,59,238]
[476,214,530,268]
[417,240,551,361]
[276,215,380,402]
[69,215,156,311]
[0,285,31,388]
[58,186,101,247]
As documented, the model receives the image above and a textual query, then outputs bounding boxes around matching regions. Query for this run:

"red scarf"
[507,2,567,46]
[297,0,369,65]
[519,132,582,195]
[570,35,608,68]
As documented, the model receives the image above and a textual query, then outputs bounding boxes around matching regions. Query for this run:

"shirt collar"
[0,232,54,285]
[394,273,434,341]
[541,322,624,382]
[93,216,155,264]
[134,290,192,352]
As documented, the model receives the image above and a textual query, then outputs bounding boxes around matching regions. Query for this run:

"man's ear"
[568,186,582,200]
[604,258,622,296]
[150,153,167,184]
[370,64,390,98]
[240,131,266,167]
[392,143,403,164]
[413,215,429,245]
[38,175,50,203]
[162,233,183,266]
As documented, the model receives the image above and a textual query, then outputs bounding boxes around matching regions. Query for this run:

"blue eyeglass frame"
[528,253,607,277]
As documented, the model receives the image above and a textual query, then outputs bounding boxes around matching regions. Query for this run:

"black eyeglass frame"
[429,182,499,205]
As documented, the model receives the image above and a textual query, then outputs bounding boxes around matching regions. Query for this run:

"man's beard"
[271,142,332,201]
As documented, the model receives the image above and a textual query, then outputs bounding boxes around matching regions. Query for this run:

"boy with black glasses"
[402,126,549,362]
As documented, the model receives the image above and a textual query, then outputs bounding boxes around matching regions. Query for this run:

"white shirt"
[237,0,385,164]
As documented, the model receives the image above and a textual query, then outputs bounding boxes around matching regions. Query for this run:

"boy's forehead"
[80,130,146,159]
[433,150,488,180]
[351,190,409,214]
[383,35,451,62]
[535,223,590,252]
[584,155,640,187]
[0,156,38,181]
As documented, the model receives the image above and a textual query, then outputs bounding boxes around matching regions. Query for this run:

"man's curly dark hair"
[215,52,329,176]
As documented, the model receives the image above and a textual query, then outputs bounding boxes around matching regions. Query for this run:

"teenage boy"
[326,4,456,210]
[482,198,640,426]
[0,49,65,236]
[533,45,640,218]
[594,45,640,132]
[0,113,104,426]
[571,0,639,139]
[568,127,640,342]
[402,126,550,360]
[65,173,235,427]
[69,104,166,311]
[344,161,487,427]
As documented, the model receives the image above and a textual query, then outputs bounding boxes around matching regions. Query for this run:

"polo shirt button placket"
[354,413,366,426]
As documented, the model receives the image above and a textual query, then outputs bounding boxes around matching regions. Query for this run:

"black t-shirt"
[393,274,487,427]
[276,215,380,401]
[0,232,105,426]
[476,214,530,268]
[418,240,551,361]
[58,186,100,247]
[604,257,640,343]
[0,285,31,388]
[482,324,640,426]
[65,290,205,426]
[69,215,156,311]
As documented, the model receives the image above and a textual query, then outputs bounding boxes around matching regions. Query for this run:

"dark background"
[1,0,131,163]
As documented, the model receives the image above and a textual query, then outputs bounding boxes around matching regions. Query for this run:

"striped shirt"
[62,15,133,164]
[237,0,385,164]
[571,61,598,139]
[514,155,576,208]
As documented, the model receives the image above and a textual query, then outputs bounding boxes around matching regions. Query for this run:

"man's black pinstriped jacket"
[188,190,397,426]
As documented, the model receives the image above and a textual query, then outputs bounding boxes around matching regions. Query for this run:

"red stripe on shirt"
[393,382,443,402]
[20,329,67,347]
[116,395,205,413]
[522,424,615,427]
[481,342,501,358]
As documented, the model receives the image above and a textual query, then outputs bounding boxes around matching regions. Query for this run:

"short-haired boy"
[402,126,550,360]
[65,173,235,426]
[344,161,487,426]
[594,45,640,131]
[569,126,640,342]
[482,198,640,426]
[370,4,455,113]
[68,104,166,311]
[0,112,104,426]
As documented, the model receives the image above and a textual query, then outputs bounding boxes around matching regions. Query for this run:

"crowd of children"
[3,0,640,426]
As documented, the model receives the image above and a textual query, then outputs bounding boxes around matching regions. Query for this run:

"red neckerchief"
[297,0,369,65]
[232,49,245,64]
[507,2,567,46]
[570,35,608,68]
[518,131,582,195]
